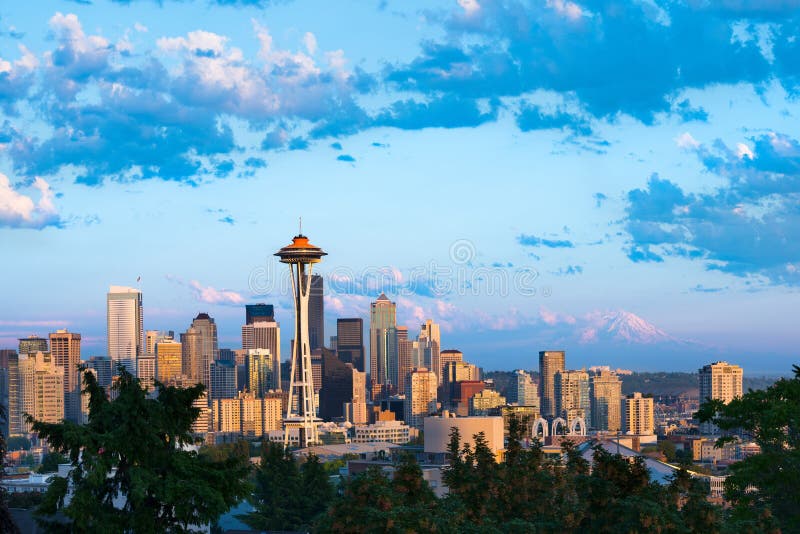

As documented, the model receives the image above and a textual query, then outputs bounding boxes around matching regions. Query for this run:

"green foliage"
[696,364,800,532]
[29,367,251,533]
[240,442,333,532]
[656,440,677,462]
[198,440,249,464]
[7,491,44,510]
[36,452,68,474]
[320,455,445,533]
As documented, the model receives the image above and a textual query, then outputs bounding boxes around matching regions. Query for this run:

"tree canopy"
[29,368,251,533]
[697,363,800,532]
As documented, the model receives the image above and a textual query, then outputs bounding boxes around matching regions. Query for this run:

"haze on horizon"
[0,0,798,374]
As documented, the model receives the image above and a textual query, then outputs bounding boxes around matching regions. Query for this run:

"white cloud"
[458,0,481,16]
[134,23,148,33]
[736,142,754,160]
[675,131,700,149]
[0,173,61,229]
[303,32,318,55]
[158,30,228,56]
[546,0,585,21]
[189,280,245,305]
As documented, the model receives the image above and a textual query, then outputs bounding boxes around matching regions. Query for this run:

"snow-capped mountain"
[579,310,676,345]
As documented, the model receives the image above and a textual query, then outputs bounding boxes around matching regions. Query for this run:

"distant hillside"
[485,370,780,400]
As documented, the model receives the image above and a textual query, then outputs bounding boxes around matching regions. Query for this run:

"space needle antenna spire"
[275,229,326,448]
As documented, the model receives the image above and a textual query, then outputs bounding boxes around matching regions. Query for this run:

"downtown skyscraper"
[336,318,365,373]
[107,286,143,376]
[180,313,219,391]
[370,294,397,392]
[539,350,565,419]
[590,370,622,431]
[49,329,81,422]
[242,309,281,392]
[309,274,324,351]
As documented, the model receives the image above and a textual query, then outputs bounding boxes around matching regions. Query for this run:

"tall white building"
[404,368,438,429]
[699,361,743,434]
[513,370,539,408]
[699,361,743,404]
[622,392,654,435]
[242,320,281,388]
[419,319,442,384]
[590,370,622,432]
[107,286,143,376]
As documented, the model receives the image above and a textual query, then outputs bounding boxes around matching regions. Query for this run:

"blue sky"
[1,0,798,373]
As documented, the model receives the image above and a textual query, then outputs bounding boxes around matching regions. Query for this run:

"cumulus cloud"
[675,132,700,149]
[386,1,784,125]
[0,173,61,229]
[622,133,800,284]
[189,280,245,305]
[7,13,370,186]
[0,44,38,110]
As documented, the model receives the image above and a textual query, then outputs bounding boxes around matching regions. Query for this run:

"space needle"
[276,225,327,448]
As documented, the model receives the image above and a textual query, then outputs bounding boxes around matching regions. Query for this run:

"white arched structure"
[532,418,549,439]
[569,417,587,436]
[552,417,567,436]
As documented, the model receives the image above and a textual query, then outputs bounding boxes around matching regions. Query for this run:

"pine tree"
[30,368,250,533]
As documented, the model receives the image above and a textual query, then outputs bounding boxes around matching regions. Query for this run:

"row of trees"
[0,364,795,532]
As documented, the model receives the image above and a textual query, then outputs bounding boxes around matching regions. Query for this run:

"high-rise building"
[698,361,743,434]
[218,348,236,362]
[107,286,143,376]
[439,350,463,380]
[145,330,159,356]
[511,370,539,409]
[370,294,397,390]
[442,361,481,407]
[397,334,413,394]
[554,369,590,424]
[241,320,281,389]
[590,370,622,431]
[210,360,238,399]
[137,356,156,392]
[622,392,654,435]
[13,352,64,434]
[49,329,81,422]
[6,353,20,435]
[211,392,283,436]
[309,274,324,351]
[336,318,365,372]
[319,348,366,422]
[419,320,441,384]
[404,368,437,429]
[181,313,218,392]
[539,350,565,419]
[85,356,113,389]
[18,336,48,356]
[276,232,326,448]
[248,349,278,397]
[699,361,743,405]
[245,303,274,325]
[470,389,506,416]
[156,338,182,383]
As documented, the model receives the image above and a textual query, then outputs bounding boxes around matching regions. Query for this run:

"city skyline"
[1,1,799,373]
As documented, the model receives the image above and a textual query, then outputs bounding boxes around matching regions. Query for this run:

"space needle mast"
[275,225,327,448]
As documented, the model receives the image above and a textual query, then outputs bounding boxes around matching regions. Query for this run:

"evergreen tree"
[696,364,800,532]
[240,441,302,530]
[29,368,250,533]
